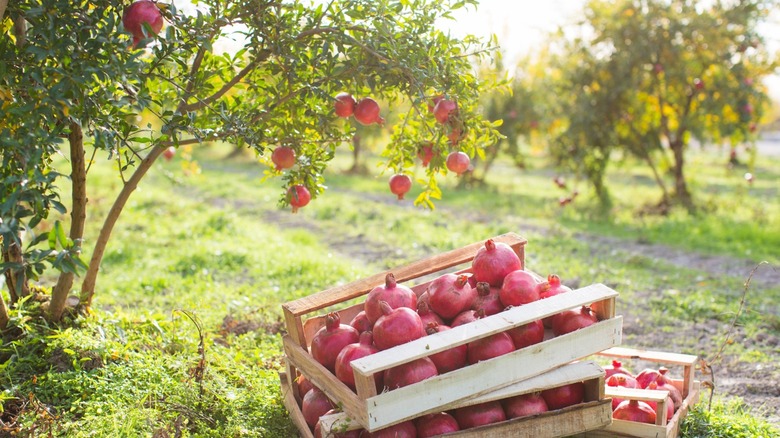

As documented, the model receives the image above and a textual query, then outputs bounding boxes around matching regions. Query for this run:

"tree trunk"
[0,291,9,330]
[669,138,692,208]
[80,145,165,307]
[3,238,29,303]
[49,122,87,321]
[0,0,8,23]
[642,149,670,205]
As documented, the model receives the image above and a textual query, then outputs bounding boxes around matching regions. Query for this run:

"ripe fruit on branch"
[271,146,296,170]
[433,98,458,124]
[427,95,444,113]
[162,146,175,161]
[123,1,164,47]
[471,239,522,287]
[287,185,311,213]
[334,92,357,118]
[446,151,470,175]
[389,174,412,200]
[417,143,434,167]
[365,273,417,325]
[354,97,384,125]
[310,312,359,372]
[373,301,425,350]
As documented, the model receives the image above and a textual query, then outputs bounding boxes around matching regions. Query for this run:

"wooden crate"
[280,233,624,432]
[283,361,613,438]
[581,347,701,438]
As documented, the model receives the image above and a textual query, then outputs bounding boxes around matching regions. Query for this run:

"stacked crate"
[279,233,627,437]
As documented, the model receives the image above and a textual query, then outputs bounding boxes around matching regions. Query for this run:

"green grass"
[1,142,779,436]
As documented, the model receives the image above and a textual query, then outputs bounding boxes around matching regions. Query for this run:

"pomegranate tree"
[365,273,417,324]
[334,92,357,118]
[427,273,475,319]
[389,174,412,200]
[287,185,311,213]
[271,146,296,170]
[354,97,384,125]
[471,239,522,287]
[310,312,359,372]
[122,1,164,47]
[373,301,425,351]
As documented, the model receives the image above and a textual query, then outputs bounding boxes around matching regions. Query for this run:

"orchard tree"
[549,0,776,209]
[0,0,502,327]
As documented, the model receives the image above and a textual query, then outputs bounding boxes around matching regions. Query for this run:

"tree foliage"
[0,0,502,324]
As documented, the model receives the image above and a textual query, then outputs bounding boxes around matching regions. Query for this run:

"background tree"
[0,0,502,327]
[549,0,777,209]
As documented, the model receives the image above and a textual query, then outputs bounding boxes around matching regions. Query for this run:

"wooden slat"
[282,232,527,317]
[351,284,619,376]
[360,317,622,431]
[278,372,315,438]
[605,386,670,426]
[598,347,697,367]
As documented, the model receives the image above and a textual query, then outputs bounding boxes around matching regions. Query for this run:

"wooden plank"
[360,317,622,431]
[443,400,612,438]
[351,284,619,377]
[279,372,314,438]
[282,232,527,317]
[282,335,369,427]
[318,412,362,437]
[605,386,670,426]
[598,347,697,367]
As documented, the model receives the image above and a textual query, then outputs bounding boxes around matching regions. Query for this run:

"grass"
[1,141,779,436]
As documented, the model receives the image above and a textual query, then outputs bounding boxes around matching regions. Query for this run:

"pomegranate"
[541,382,584,410]
[369,420,416,437]
[373,301,425,351]
[467,331,514,364]
[606,374,640,410]
[445,151,470,175]
[365,273,417,325]
[335,331,382,391]
[123,1,164,47]
[646,381,675,420]
[499,270,542,307]
[162,146,175,160]
[296,374,314,398]
[503,392,549,419]
[302,387,335,429]
[287,185,311,213]
[471,239,522,287]
[450,308,484,328]
[310,312,359,372]
[389,174,412,200]
[415,412,460,437]
[271,146,296,170]
[349,311,372,333]
[635,368,663,389]
[315,409,364,438]
[472,282,504,316]
[539,274,571,300]
[604,360,634,378]
[383,357,438,390]
[427,273,475,319]
[551,306,598,337]
[506,318,545,350]
[454,401,506,429]
[334,92,357,118]
[427,95,444,113]
[433,98,458,124]
[654,368,683,409]
[425,323,467,374]
[416,300,444,328]
[354,97,384,125]
[613,400,657,424]
[417,143,434,167]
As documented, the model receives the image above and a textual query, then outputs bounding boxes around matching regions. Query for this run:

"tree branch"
[180,58,261,113]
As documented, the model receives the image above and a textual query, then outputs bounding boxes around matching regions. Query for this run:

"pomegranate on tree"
[389,174,412,200]
[454,401,506,429]
[354,97,384,125]
[471,239,522,287]
[503,392,549,419]
[383,357,438,390]
[302,387,335,429]
[335,331,382,391]
[122,1,164,47]
[271,146,296,170]
[417,143,434,167]
[425,323,468,374]
[334,92,357,118]
[472,282,504,316]
[310,312,359,372]
[550,306,598,337]
[445,151,470,175]
[365,273,417,325]
[499,270,542,307]
[613,400,657,424]
[415,412,460,437]
[162,146,175,160]
[427,95,444,113]
[541,382,584,410]
[427,273,476,320]
[433,98,458,124]
[287,185,311,213]
[373,301,425,351]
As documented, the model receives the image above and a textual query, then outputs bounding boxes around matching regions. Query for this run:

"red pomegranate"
[354,97,384,125]
[365,273,417,325]
[310,312,359,372]
[433,98,458,124]
[383,357,438,390]
[389,174,412,200]
[417,143,434,167]
[541,382,584,410]
[550,306,598,336]
[506,318,545,350]
[472,282,504,316]
[445,151,470,175]
[427,273,476,320]
[335,331,382,391]
[373,301,425,351]
[503,392,549,419]
[425,323,468,374]
[334,92,357,118]
[471,239,522,287]
[287,185,311,213]
[613,399,657,424]
[271,146,296,170]
[123,1,164,47]
[454,401,506,429]
[415,412,460,437]
[499,270,542,307]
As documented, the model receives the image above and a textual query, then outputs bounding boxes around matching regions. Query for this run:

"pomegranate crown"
[384,272,397,289]
[612,360,623,369]
[476,282,491,295]
[483,239,496,251]
[547,273,561,287]
[455,274,470,287]
[325,312,341,329]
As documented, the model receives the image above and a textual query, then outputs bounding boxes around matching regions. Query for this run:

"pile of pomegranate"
[295,238,605,436]
[604,360,684,424]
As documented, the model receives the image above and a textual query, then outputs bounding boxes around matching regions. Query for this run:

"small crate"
[283,361,613,438]
[280,233,624,433]
[582,347,701,438]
